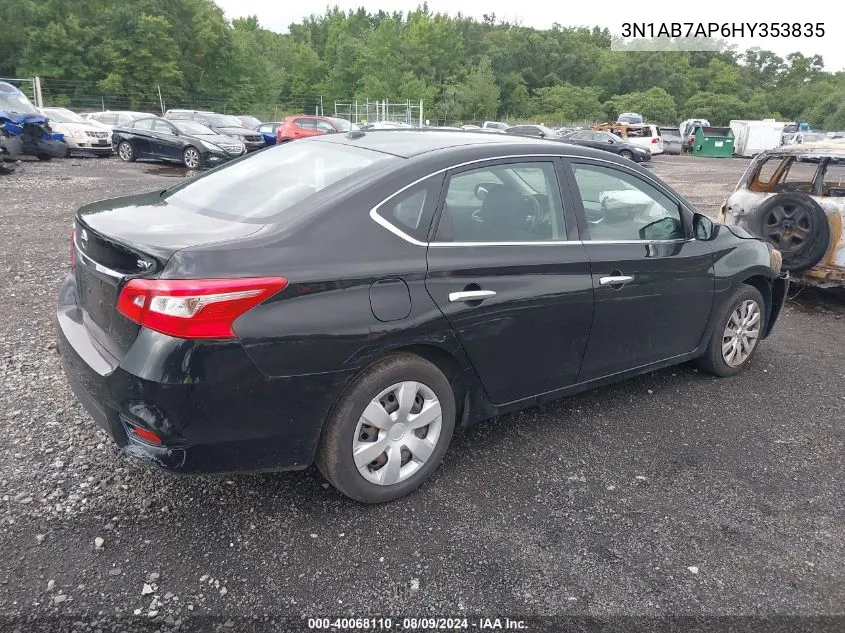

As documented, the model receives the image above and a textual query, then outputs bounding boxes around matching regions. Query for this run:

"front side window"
[153,120,174,134]
[162,142,397,222]
[571,163,684,241]
[314,119,337,134]
[436,162,566,243]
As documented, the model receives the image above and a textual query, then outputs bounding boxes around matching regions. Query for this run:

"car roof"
[764,142,845,158]
[309,129,626,160]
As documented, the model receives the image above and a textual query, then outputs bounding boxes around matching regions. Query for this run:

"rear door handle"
[599,275,634,286]
[448,290,496,303]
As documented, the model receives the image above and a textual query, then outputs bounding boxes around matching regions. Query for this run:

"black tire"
[751,193,829,272]
[182,146,201,170]
[317,353,456,503]
[35,154,52,161]
[619,150,633,160]
[117,141,135,162]
[697,284,766,377]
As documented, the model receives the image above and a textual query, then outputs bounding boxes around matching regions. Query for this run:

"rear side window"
[162,142,398,222]
[779,158,821,192]
[748,156,785,191]
[374,175,445,242]
[133,119,154,131]
[296,118,316,130]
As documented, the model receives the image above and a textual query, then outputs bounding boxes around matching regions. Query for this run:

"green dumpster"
[691,126,734,157]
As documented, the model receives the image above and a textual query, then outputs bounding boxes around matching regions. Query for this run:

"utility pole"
[34,77,43,108]
[157,86,165,115]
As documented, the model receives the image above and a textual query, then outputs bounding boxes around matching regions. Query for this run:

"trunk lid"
[73,191,262,359]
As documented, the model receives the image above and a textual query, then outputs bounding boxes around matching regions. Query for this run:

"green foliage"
[3,1,844,127]
[604,88,678,124]
[532,84,604,122]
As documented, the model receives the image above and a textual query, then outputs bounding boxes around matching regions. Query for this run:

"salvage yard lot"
[1,154,844,629]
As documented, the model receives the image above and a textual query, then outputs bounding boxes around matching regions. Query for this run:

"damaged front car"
[718,143,845,288]
[0,81,68,169]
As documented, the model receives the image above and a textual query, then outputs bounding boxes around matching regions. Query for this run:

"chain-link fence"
[35,78,324,122]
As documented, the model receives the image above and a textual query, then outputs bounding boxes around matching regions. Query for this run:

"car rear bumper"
[55,272,353,474]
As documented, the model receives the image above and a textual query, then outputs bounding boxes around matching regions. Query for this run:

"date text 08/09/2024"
[307,618,528,630]
[621,22,825,38]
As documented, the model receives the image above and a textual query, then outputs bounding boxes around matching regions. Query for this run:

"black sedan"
[112,118,246,169]
[560,129,653,162]
[506,124,651,162]
[56,131,788,503]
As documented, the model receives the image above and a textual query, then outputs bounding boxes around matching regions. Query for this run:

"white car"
[625,123,664,155]
[39,107,112,157]
[84,110,157,137]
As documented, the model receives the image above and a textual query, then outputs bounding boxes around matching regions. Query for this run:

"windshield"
[43,108,86,124]
[238,116,262,128]
[205,114,245,128]
[0,84,38,115]
[172,120,216,136]
[163,141,398,222]
[607,132,626,143]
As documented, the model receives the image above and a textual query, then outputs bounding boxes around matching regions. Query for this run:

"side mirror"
[693,212,716,241]
[639,216,683,240]
[538,131,545,138]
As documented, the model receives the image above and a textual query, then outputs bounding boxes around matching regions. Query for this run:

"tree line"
[3,0,845,128]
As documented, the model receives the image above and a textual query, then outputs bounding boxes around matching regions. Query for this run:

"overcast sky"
[215,0,844,71]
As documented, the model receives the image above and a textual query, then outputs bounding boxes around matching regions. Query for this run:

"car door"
[127,118,154,157]
[563,159,715,380]
[292,118,320,139]
[150,119,181,161]
[424,158,594,405]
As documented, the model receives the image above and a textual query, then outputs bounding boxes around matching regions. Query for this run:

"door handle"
[599,275,634,286]
[448,290,496,303]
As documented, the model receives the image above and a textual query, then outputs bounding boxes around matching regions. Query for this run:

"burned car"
[718,143,845,288]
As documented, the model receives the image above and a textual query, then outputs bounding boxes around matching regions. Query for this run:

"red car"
[276,115,357,142]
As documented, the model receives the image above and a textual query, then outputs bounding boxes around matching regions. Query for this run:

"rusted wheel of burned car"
[751,193,829,272]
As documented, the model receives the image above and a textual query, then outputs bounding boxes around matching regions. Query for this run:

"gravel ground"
[0,154,843,632]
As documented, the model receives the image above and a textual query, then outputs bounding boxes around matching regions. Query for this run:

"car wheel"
[317,353,456,503]
[117,141,135,162]
[697,284,766,377]
[751,193,830,272]
[182,146,201,170]
[35,154,52,161]
[620,150,633,160]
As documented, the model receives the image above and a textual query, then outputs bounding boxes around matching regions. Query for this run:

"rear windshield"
[162,141,398,222]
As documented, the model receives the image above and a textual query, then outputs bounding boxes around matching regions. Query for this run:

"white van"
[625,124,664,155]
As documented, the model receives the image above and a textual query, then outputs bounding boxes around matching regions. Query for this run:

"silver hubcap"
[118,142,132,160]
[184,149,199,169]
[353,381,442,486]
[722,299,761,367]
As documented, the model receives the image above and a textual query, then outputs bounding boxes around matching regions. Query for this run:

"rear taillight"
[652,137,659,143]
[70,228,77,269]
[116,277,287,339]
